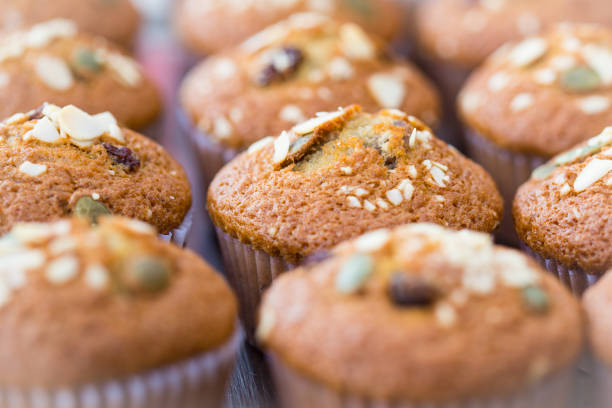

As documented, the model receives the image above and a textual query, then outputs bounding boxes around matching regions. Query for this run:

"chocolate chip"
[255,46,304,86]
[389,273,437,307]
[102,142,140,172]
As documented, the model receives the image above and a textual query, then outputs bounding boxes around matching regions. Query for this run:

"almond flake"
[35,55,73,91]
[23,117,61,143]
[408,165,418,178]
[355,229,390,252]
[354,188,369,197]
[0,250,45,272]
[213,116,233,140]
[574,159,612,192]
[510,93,534,112]
[106,52,142,87]
[367,73,405,109]
[583,44,612,85]
[45,255,78,284]
[327,57,354,80]
[435,303,457,328]
[273,131,290,163]
[363,200,376,212]
[577,96,610,115]
[84,264,109,290]
[19,161,47,177]
[248,136,274,154]
[279,104,305,123]
[533,68,556,85]
[386,189,403,206]
[339,23,375,60]
[347,195,361,208]
[57,105,107,141]
[509,38,548,67]
[340,166,353,175]
[376,198,390,209]
[292,109,344,135]
[488,72,510,92]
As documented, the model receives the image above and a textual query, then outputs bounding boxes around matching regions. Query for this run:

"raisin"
[102,142,140,172]
[27,105,45,121]
[255,46,304,86]
[389,273,437,307]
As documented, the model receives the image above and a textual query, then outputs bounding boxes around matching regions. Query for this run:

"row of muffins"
[0,1,610,407]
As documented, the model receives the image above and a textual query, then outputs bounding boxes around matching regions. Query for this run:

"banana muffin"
[258,223,583,407]
[583,272,612,406]
[1,0,140,49]
[208,105,502,335]
[0,19,160,130]
[180,12,441,184]
[0,216,240,407]
[174,0,403,55]
[416,0,612,154]
[459,23,612,245]
[514,126,612,295]
[0,103,192,245]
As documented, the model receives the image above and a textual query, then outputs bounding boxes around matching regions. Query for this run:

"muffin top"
[258,223,582,401]
[583,272,612,365]
[0,103,191,235]
[0,217,237,387]
[459,24,612,157]
[417,0,612,69]
[180,13,440,151]
[208,106,503,263]
[514,126,612,274]
[175,0,403,55]
[1,0,140,48]
[0,19,160,129]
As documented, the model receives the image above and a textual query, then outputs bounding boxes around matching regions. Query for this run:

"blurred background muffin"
[459,23,612,245]
[259,223,583,408]
[180,12,441,185]
[416,0,612,152]
[0,103,192,245]
[208,105,502,336]
[514,126,612,295]
[0,19,161,131]
[0,0,141,49]
[174,0,404,56]
[0,216,240,407]
[583,272,612,407]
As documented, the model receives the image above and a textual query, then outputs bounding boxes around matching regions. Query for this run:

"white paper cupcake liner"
[158,207,193,248]
[269,354,573,408]
[596,362,612,408]
[176,108,239,188]
[464,129,547,246]
[215,227,293,342]
[0,326,243,408]
[521,242,601,296]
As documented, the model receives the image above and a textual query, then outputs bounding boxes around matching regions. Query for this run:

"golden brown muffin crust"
[208,106,503,263]
[0,104,191,235]
[175,0,403,55]
[180,13,440,151]
[2,0,140,48]
[258,224,583,401]
[0,19,160,129]
[514,127,612,273]
[417,0,612,68]
[583,272,612,365]
[0,217,237,387]
[459,24,612,157]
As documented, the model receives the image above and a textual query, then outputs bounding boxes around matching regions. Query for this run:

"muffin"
[514,126,612,295]
[208,105,503,335]
[180,12,441,185]
[258,223,583,408]
[0,19,161,131]
[416,0,612,152]
[0,103,192,246]
[583,272,612,407]
[1,0,140,49]
[174,0,403,55]
[459,23,612,245]
[0,216,240,407]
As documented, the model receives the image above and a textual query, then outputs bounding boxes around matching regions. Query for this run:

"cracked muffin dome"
[514,126,612,276]
[208,105,503,264]
[180,12,441,152]
[459,23,612,158]
[174,0,403,55]
[0,216,238,388]
[417,0,612,70]
[1,0,140,49]
[258,223,583,404]
[0,19,160,129]
[0,103,191,236]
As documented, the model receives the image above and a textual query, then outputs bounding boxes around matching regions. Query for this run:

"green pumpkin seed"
[127,256,170,292]
[522,285,549,314]
[560,66,601,92]
[531,164,557,180]
[74,196,110,224]
[344,0,373,17]
[336,254,374,294]
[73,47,103,73]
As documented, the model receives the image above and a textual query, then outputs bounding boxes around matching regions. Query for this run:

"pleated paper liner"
[464,129,547,246]
[159,207,194,248]
[269,354,574,408]
[0,326,243,408]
